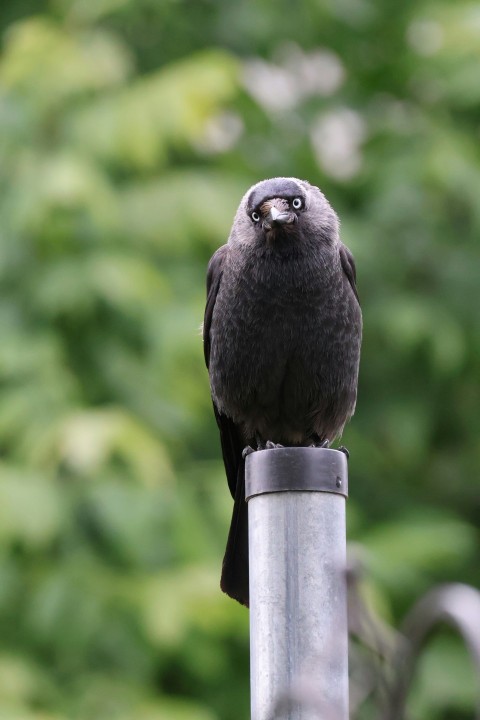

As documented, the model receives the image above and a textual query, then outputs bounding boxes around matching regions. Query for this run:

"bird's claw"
[242,445,255,459]
[244,441,284,457]
[309,439,330,449]
[265,440,284,450]
[338,445,350,459]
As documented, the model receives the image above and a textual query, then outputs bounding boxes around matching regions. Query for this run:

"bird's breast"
[208,247,360,429]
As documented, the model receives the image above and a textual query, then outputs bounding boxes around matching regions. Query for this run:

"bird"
[203,177,362,606]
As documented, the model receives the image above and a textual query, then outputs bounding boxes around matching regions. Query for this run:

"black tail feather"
[220,460,249,606]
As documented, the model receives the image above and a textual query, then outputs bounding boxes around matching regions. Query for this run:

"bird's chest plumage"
[208,245,358,438]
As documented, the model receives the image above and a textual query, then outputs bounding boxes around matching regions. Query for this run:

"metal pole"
[246,447,349,720]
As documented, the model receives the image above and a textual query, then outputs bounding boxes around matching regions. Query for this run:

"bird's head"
[230,177,339,249]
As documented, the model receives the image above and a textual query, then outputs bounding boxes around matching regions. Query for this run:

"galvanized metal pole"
[246,447,349,720]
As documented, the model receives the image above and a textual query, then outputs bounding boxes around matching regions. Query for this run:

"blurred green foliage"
[0,0,479,718]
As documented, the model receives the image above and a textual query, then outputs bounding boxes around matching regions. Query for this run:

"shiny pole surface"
[246,447,349,720]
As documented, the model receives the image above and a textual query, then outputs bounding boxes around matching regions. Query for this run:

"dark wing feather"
[203,244,243,498]
[203,244,228,369]
[339,242,360,304]
[203,244,249,605]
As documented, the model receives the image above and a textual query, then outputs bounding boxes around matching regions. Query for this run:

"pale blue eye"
[252,211,260,222]
[292,198,302,210]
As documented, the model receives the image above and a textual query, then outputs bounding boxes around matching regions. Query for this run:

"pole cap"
[245,447,349,501]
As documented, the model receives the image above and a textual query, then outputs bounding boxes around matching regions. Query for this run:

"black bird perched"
[203,177,362,606]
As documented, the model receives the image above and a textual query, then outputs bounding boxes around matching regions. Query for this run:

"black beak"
[263,206,295,230]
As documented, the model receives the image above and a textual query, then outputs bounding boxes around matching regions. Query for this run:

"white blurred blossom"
[407,19,444,56]
[242,59,300,112]
[242,45,345,113]
[311,108,366,181]
[196,111,244,154]
[281,45,345,97]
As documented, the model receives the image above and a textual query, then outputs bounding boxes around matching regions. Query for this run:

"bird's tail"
[220,460,250,607]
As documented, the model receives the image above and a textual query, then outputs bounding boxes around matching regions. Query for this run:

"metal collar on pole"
[245,446,348,500]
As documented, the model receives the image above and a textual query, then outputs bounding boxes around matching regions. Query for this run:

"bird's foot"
[255,434,265,451]
[242,445,255,459]
[265,440,284,450]
[243,441,284,458]
[338,445,350,460]
[309,439,330,449]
